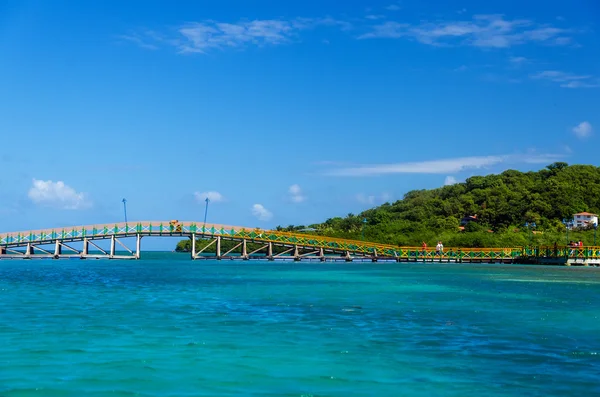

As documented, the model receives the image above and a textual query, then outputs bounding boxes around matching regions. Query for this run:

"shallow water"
[1,253,599,396]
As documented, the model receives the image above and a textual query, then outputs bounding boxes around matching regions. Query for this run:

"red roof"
[574,212,598,216]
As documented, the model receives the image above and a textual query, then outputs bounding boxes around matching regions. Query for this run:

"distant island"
[176,162,600,251]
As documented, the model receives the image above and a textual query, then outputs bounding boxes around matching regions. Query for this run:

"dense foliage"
[176,163,600,251]
[279,163,600,248]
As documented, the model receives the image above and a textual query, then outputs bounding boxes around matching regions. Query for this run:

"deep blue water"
[1,253,599,396]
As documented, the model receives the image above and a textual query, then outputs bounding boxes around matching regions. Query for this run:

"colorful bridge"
[0,221,599,265]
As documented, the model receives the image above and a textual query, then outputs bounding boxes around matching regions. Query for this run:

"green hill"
[176,162,600,251]
[277,162,600,248]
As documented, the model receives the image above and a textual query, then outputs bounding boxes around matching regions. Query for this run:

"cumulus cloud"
[28,179,91,210]
[194,191,223,202]
[572,121,593,139]
[252,204,273,221]
[288,184,306,203]
[444,176,458,185]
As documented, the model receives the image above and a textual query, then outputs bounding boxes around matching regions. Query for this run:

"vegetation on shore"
[176,163,600,251]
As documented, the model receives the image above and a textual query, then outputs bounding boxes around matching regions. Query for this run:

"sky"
[0,0,599,249]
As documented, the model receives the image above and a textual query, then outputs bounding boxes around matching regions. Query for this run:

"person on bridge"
[436,241,443,256]
[421,241,427,255]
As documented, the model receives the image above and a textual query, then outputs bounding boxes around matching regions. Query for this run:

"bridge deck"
[1,221,599,263]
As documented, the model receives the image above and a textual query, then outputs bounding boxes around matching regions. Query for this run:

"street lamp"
[594,223,598,246]
[203,197,210,227]
[122,198,128,224]
[361,217,367,241]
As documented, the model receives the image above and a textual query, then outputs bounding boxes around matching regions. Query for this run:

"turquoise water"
[1,253,599,396]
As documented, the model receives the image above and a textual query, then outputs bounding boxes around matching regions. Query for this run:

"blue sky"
[1,0,599,249]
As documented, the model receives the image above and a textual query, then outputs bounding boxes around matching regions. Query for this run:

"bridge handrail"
[7,221,595,259]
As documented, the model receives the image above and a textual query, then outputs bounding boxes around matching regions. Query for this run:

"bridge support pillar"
[25,243,33,258]
[81,238,89,258]
[344,251,352,262]
[372,248,378,262]
[242,239,248,260]
[110,235,116,258]
[54,240,62,259]
[293,245,300,261]
[216,236,221,260]
[0,247,5,256]
[267,242,273,261]
[191,234,197,260]
[135,234,141,259]
[319,248,325,262]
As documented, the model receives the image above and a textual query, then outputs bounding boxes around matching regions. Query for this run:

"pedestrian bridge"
[0,221,598,265]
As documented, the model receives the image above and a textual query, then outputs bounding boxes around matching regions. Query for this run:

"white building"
[572,212,598,228]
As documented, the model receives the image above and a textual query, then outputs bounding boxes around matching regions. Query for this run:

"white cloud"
[359,14,572,48]
[444,176,458,185]
[365,15,385,20]
[385,4,401,11]
[509,56,528,65]
[128,18,351,53]
[28,179,91,210]
[118,34,159,50]
[324,153,564,177]
[572,121,593,139]
[252,204,273,221]
[357,193,392,205]
[530,70,599,88]
[194,191,223,203]
[326,156,504,176]
[288,184,306,203]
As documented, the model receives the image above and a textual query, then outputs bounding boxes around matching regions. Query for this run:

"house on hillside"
[460,214,478,226]
[572,212,598,229]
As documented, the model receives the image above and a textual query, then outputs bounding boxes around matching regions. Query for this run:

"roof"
[574,212,598,216]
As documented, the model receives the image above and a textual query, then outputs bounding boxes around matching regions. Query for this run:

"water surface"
[1,253,599,396]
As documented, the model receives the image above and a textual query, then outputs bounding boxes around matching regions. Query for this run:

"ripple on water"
[0,258,599,396]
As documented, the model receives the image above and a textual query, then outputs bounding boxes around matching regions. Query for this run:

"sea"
[0,253,599,396]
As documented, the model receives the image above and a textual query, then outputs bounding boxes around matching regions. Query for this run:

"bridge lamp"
[203,197,210,227]
[122,198,128,224]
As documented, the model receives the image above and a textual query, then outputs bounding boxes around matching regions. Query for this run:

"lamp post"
[203,197,210,227]
[361,217,367,241]
[122,198,128,224]
[594,223,598,246]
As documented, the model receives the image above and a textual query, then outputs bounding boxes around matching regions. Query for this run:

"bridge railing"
[0,222,251,245]
[254,229,523,258]
[520,246,600,259]
[5,222,598,260]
